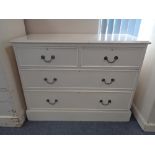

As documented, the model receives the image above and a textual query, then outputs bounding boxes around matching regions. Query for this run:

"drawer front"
[80,47,146,67]
[15,47,78,67]
[25,91,133,110]
[21,70,138,90]
[0,91,10,102]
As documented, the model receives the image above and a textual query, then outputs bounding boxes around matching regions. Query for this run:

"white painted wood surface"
[10,34,150,44]
[12,34,149,121]
[25,90,133,110]
[26,109,131,121]
[15,47,78,67]
[80,47,146,68]
[20,69,138,90]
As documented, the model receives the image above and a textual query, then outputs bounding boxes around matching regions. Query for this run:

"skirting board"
[0,115,25,127]
[132,104,155,132]
[27,110,131,121]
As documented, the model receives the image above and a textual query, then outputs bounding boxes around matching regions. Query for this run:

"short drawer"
[25,90,133,110]
[20,69,138,90]
[14,47,78,67]
[0,91,9,102]
[80,47,146,68]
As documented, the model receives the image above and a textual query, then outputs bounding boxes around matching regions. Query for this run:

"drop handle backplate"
[46,99,58,105]
[99,99,111,106]
[104,56,118,63]
[41,55,55,63]
[44,77,57,84]
[101,78,115,85]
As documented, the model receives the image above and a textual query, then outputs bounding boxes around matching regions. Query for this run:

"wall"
[24,19,99,34]
[0,19,26,90]
[0,19,26,126]
[133,20,155,131]
[0,20,25,42]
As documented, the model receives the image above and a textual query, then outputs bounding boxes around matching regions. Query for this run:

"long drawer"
[14,47,78,67]
[25,90,133,110]
[80,47,146,68]
[20,69,139,90]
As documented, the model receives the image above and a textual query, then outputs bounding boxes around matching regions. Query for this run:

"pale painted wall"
[0,19,26,90]
[0,19,26,126]
[24,19,99,34]
[133,20,155,130]
[0,20,25,41]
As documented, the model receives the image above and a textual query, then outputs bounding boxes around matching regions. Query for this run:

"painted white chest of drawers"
[11,34,150,121]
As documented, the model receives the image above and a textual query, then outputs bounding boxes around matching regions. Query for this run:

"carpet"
[0,115,155,135]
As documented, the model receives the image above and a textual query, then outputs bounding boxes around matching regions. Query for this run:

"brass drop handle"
[101,78,115,85]
[99,99,111,105]
[104,56,118,63]
[44,77,57,84]
[41,55,55,63]
[46,99,58,105]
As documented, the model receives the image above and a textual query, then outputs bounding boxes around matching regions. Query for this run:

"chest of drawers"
[11,34,150,121]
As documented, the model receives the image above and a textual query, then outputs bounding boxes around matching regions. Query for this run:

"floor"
[0,115,155,135]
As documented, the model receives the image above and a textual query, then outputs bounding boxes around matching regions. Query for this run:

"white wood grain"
[20,69,139,90]
[80,47,146,68]
[10,34,150,44]
[15,47,78,67]
[25,90,133,110]
[26,109,131,121]
[12,35,149,122]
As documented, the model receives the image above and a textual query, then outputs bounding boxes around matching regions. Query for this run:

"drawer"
[21,69,138,90]
[0,91,10,102]
[25,90,133,110]
[80,47,146,68]
[14,47,78,67]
